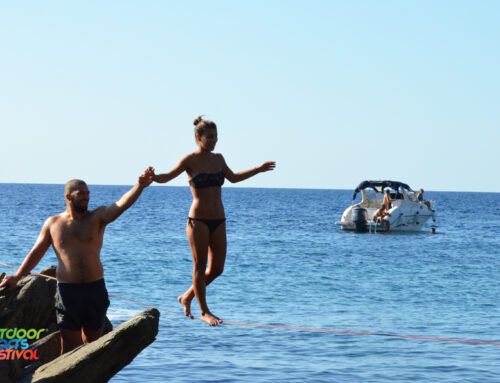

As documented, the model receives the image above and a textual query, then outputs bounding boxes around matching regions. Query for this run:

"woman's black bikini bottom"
[188,217,226,235]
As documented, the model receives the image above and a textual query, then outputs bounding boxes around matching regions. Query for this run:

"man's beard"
[71,200,88,213]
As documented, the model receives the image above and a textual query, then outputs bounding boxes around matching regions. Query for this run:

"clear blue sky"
[1,1,499,191]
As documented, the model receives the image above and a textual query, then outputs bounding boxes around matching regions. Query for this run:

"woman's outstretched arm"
[152,156,189,184]
[222,155,275,183]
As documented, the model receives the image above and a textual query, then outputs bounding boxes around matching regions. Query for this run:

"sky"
[1,1,499,192]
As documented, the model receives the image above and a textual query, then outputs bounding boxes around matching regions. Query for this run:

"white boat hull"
[335,185,436,232]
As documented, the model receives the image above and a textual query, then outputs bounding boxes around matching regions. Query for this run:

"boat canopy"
[352,180,412,200]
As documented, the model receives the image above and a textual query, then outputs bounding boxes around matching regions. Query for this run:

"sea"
[1,183,499,382]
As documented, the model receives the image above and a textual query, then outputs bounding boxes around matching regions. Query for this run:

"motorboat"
[335,180,436,232]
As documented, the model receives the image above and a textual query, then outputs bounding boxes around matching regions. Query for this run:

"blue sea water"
[1,183,500,382]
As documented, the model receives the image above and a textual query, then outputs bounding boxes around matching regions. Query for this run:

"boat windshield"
[362,189,379,201]
[407,190,418,202]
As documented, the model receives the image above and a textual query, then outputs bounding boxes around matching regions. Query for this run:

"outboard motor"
[351,207,368,232]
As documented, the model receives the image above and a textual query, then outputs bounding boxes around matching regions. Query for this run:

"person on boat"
[382,190,393,210]
[149,116,275,326]
[417,188,432,210]
[374,204,391,223]
[0,169,154,353]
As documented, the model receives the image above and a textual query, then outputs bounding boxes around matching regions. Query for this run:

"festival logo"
[0,328,47,360]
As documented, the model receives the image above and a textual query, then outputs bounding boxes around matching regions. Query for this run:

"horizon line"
[1,182,498,194]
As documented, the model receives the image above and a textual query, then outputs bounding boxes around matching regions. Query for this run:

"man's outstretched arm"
[99,168,154,225]
[0,218,53,289]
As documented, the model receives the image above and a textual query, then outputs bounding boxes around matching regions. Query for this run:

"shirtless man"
[382,190,393,210]
[0,168,154,353]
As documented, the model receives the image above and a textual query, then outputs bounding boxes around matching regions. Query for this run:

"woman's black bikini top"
[189,171,225,189]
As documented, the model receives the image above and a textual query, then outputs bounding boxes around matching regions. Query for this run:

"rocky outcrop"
[21,308,160,383]
[0,267,59,383]
[0,267,159,382]
[0,266,57,332]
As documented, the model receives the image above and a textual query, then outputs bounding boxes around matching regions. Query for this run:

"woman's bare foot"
[201,312,223,326]
[178,295,194,319]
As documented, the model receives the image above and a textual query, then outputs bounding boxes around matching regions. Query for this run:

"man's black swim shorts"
[55,279,110,331]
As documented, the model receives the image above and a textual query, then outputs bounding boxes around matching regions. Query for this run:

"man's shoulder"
[88,206,110,222]
[45,212,66,225]
[91,206,108,214]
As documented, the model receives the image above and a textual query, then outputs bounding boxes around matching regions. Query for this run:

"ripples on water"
[1,184,499,382]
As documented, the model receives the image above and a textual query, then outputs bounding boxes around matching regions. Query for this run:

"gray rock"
[25,318,114,367]
[25,308,160,383]
[0,272,14,313]
[26,331,62,367]
[0,359,22,383]
[38,266,57,279]
[0,273,56,330]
